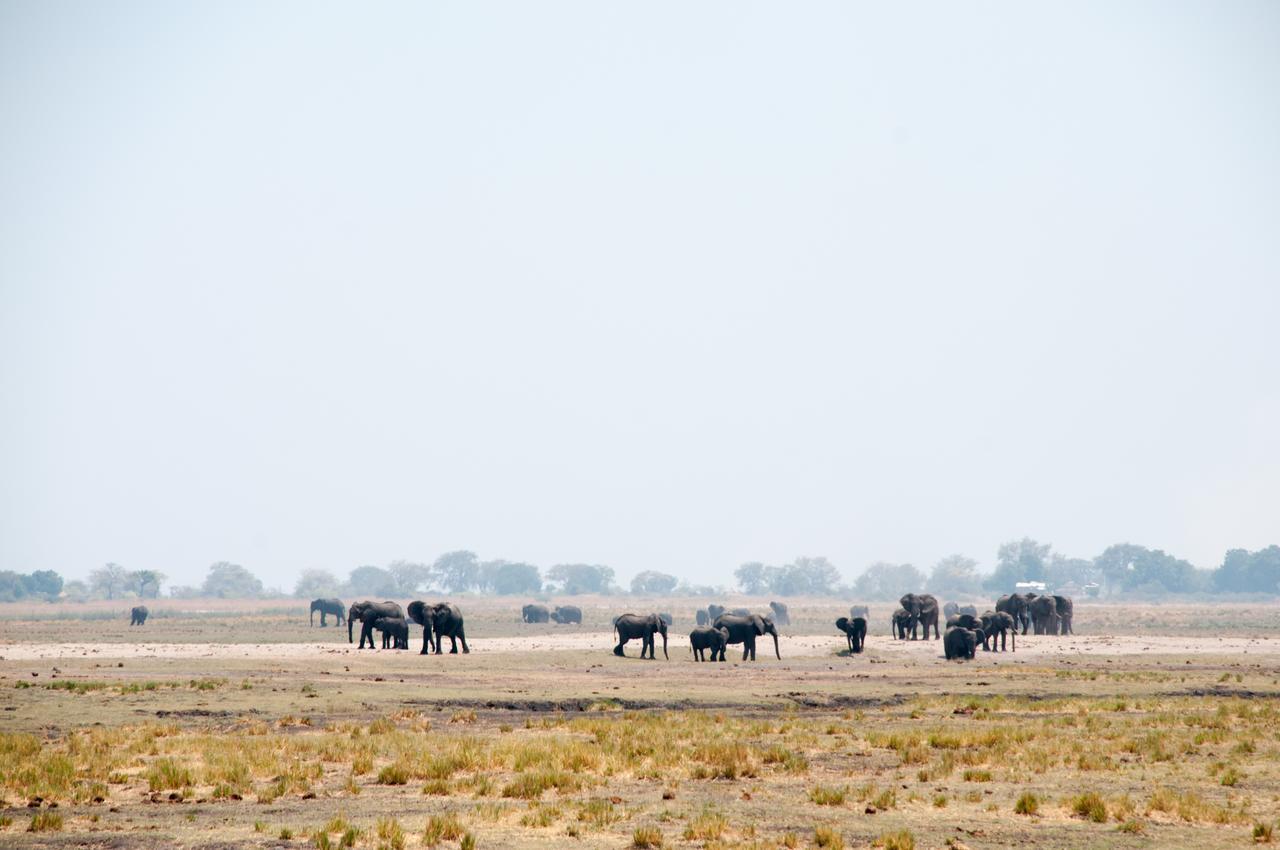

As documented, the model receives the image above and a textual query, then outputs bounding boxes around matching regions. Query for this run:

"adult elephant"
[310,598,345,627]
[890,608,912,639]
[1053,595,1074,635]
[550,605,582,624]
[768,601,791,626]
[349,601,404,649]
[943,601,961,620]
[1029,595,1060,635]
[958,604,978,617]
[409,601,469,654]
[899,593,940,640]
[688,626,729,662]
[522,603,550,623]
[849,605,869,619]
[944,626,979,660]
[658,612,674,627]
[613,613,668,659]
[835,616,866,653]
[996,594,1031,635]
[706,604,726,622]
[946,614,987,650]
[130,605,148,626]
[695,609,709,627]
[713,613,780,661]
[979,610,1016,652]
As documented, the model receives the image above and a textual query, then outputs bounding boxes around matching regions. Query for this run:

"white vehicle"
[1014,581,1048,594]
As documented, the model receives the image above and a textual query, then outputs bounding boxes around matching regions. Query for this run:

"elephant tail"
[407,601,428,627]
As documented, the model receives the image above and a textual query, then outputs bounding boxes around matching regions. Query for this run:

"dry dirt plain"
[1,597,1279,849]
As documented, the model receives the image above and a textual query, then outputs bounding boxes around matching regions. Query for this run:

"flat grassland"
[1,598,1279,849]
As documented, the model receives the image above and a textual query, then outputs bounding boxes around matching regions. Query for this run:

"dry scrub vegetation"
[2,693,1279,847]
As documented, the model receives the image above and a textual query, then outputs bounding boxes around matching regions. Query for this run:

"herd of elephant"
[131,593,1072,663]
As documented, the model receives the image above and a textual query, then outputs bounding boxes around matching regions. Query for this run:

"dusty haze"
[1,2,1277,589]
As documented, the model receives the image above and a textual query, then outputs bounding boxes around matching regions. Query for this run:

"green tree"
[766,556,841,595]
[630,571,679,595]
[345,565,398,597]
[545,563,615,595]
[200,562,264,598]
[387,560,431,595]
[853,562,925,601]
[735,562,769,594]
[294,569,341,598]
[1045,554,1096,589]
[89,562,131,600]
[928,555,981,597]
[129,569,165,599]
[1093,543,1205,595]
[1214,546,1280,594]
[480,560,543,595]
[983,538,1052,592]
[432,551,480,593]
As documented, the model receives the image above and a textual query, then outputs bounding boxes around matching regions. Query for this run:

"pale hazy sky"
[2,2,1277,591]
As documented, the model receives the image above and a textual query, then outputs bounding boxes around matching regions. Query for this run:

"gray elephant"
[943,601,960,620]
[658,612,674,627]
[522,603,550,623]
[130,605,148,626]
[712,613,780,661]
[979,610,1016,652]
[688,626,729,661]
[835,616,866,653]
[890,607,912,639]
[695,609,709,626]
[899,593,941,640]
[768,601,791,626]
[409,601,469,654]
[730,607,752,617]
[310,598,345,627]
[945,613,987,650]
[1053,595,1074,634]
[944,626,979,660]
[849,604,869,619]
[551,605,582,624]
[1030,595,1060,635]
[349,601,405,649]
[372,616,409,649]
[958,604,978,617]
[995,594,1031,635]
[613,613,668,659]
[706,604,726,622]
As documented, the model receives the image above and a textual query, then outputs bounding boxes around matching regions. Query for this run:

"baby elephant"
[688,626,730,662]
[835,616,867,653]
[373,616,409,650]
[944,626,979,661]
[130,605,148,626]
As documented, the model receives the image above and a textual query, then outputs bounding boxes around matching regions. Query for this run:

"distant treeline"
[4,540,1277,603]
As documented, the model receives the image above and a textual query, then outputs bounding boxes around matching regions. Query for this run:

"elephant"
[849,605,869,619]
[658,612,674,627]
[899,593,941,640]
[130,605,148,626]
[522,603,550,623]
[944,626,979,660]
[372,616,409,649]
[1053,595,1074,634]
[768,601,791,626]
[943,601,960,620]
[310,598,345,627]
[706,604,726,622]
[713,613,780,661]
[890,608,912,639]
[945,614,987,650]
[995,594,1031,635]
[550,605,582,624]
[613,613,668,659]
[835,616,866,653]
[1030,595,1060,635]
[959,604,978,617]
[349,601,405,649]
[979,610,1016,652]
[408,601,470,654]
[695,609,709,626]
[688,626,730,661]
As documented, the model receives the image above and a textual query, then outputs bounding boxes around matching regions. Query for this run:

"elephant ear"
[751,615,766,635]
[407,601,428,627]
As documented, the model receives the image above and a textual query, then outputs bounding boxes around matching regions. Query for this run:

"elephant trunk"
[771,630,781,660]
[310,606,315,627]
[348,615,355,644]
[661,630,668,660]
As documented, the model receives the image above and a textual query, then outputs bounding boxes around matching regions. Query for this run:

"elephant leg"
[614,638,627,657]
[449,634,459,654]
[458,630,469,654]
[420,630,431,655]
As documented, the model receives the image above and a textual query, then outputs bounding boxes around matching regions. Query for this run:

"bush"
[1072,792,1108,823]
[633,826,663,848]
[878,830,914,850]
[1015,792,1039,815]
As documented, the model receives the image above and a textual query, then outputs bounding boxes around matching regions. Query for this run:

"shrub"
[878,831,914,850]
[1072,792,1107,823]
[28,811,63,832]
[423,814,465,846]
[814,826,844,849]
[1015,792,1039,815]
[633,826,663,847]
[809,785,847,806]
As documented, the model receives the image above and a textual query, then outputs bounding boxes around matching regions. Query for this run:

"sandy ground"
[5,631,1280,661]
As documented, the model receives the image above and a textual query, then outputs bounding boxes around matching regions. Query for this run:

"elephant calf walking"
[835,616,866,653]
[688,626,729,661]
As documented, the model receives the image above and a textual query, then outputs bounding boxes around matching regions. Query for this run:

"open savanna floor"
[1,600,1279,848]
